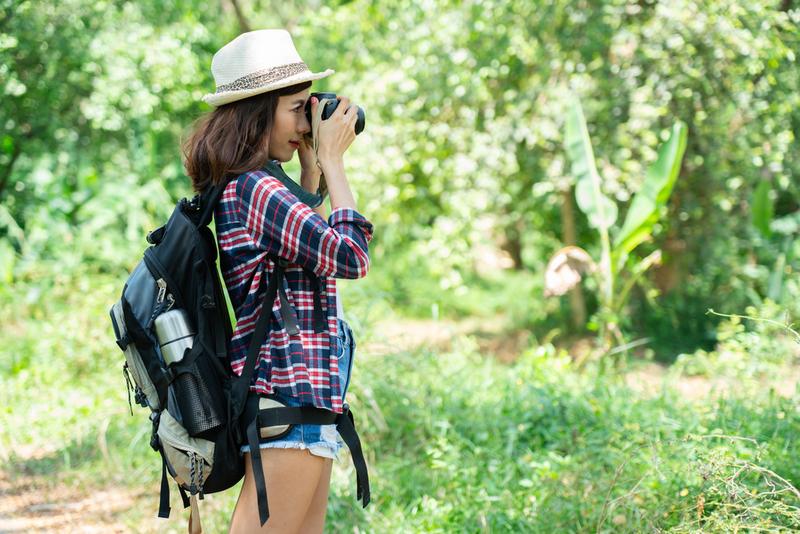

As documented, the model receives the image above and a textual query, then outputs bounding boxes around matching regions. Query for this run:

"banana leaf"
[612,122,687,263]
[565,95,618,231]
[752,180,773,238]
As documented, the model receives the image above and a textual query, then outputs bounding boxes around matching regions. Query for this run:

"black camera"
[305,92,365,135]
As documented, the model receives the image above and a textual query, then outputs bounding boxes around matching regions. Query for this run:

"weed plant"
[674,301,800,380]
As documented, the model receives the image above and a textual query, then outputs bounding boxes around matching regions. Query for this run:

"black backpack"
[109,181,370,529]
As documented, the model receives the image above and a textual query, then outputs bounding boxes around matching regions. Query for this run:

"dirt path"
[364,317,800,400]
[0,473,141,533]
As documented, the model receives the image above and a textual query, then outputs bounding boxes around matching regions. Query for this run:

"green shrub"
[674,301,800,379]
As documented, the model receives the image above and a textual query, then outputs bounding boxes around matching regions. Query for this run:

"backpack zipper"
[143,251,185,309]
[156,279,167,303]
[147,278,176,329]
[122,363,134,415]
[155,279,175,309]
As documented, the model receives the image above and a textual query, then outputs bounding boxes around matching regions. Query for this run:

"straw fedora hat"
[202,29,334,107]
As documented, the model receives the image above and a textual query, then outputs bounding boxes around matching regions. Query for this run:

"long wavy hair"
[182,81,312,192]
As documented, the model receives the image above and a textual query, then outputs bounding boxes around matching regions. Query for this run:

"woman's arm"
[235,171,372,279]
[242,94,365,276]
[314,96,359,213]
[300,167,327,219]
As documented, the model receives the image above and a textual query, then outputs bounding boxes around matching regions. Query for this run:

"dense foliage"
[2,0,798,353]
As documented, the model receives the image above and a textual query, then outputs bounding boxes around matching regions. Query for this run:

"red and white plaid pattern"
[214,169,373,412]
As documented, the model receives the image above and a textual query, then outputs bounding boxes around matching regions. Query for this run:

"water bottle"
[154,309,195,365]
[155,309,224,438]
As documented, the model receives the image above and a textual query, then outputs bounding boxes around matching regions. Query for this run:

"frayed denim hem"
[240,440,341,460]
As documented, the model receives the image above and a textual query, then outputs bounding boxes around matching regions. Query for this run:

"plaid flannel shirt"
[214,169,374,413]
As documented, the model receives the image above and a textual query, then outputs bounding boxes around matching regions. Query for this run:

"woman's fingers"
[333,97,351,117]
[315,96,358,159]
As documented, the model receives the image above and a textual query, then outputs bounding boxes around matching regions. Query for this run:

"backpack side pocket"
[157,410,216,495]
[115,260,173,410]
[111,300,162,411]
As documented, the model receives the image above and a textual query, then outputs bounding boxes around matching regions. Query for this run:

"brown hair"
[182,81,312,192]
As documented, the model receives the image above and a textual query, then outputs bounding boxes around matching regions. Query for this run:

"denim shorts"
[240,318,355,460]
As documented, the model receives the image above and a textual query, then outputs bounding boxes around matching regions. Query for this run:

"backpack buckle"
[149,411,161,451]
[147,226,166,245]
[116,334,130,351]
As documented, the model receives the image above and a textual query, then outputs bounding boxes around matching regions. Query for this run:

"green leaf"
[767,252,785,301]
[751,180,773,238]
[0,239,15,284]
[613,122,688,259]
[565,94,617,230]
[1,135,13,154]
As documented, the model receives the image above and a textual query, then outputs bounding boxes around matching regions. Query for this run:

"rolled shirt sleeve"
[236,170,374,279]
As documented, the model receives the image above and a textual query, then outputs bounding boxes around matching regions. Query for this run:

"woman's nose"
[298,112,311,135]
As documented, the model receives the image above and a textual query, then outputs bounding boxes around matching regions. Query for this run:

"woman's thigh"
[229,448,328,534]
[297,457,333,534]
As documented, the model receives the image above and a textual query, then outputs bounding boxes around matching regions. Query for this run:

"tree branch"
[227,0,251,33]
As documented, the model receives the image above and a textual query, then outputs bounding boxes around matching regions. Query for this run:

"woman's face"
[268,88,311,162]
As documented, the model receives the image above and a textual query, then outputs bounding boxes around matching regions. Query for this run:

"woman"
[183,30,373,533]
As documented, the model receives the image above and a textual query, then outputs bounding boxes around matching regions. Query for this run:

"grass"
[1,272,799,532]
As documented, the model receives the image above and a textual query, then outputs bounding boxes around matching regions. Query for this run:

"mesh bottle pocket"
[170,345,226,439]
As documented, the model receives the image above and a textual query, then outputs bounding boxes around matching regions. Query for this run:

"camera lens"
[353,108,365,135]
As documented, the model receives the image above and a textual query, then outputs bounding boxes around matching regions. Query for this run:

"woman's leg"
[229,448,327,534]
[297,457,333,534]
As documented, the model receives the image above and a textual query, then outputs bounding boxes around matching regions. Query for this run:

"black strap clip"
[146,225,166,245]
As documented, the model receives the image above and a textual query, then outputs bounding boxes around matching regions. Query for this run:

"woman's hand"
[298,136,321,173]
[315,95,358,171]
[299,96,321,178]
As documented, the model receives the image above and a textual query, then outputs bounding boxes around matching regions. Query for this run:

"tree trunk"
[503,219,524,271]
[225,0,251,33]
[561,187,586,330]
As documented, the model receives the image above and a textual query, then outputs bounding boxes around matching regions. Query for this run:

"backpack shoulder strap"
[229,255,288,423]
[197,180,228,228]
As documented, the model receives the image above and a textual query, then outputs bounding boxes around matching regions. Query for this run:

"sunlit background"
[2,1,799,531]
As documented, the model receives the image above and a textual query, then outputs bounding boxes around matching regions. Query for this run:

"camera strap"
[262,160,323,208]
[308,98,334,198]
[308,97,328,171]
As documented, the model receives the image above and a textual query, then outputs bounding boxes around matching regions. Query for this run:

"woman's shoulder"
[234,167,282,188]
[231,167,291,202]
